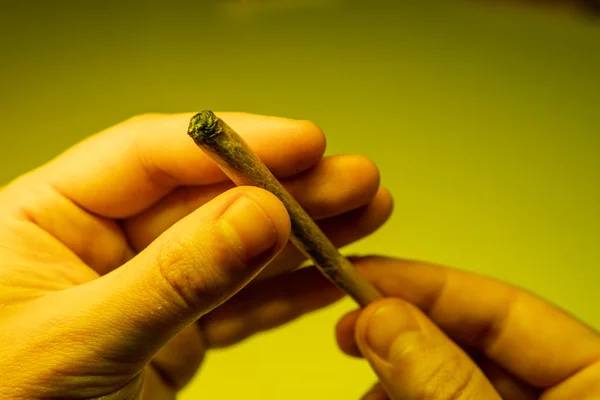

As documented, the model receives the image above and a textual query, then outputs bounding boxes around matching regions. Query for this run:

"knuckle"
[417,350,478,400]
[153,234,223,312]
[447,364,478,400]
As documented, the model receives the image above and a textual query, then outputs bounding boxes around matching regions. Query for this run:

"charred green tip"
[188,110,223,143]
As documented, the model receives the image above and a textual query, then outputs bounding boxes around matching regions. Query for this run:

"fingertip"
[335,309,363,358]
[356,298,420,362]
[364,187,394,230]
[234,186,292,252]
[278,118,326,175]
[349,155,381,199]
[324,155,381,214]
[297,119,327,161]
[376,187,394,216]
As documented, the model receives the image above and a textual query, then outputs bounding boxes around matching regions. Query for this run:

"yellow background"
[1,1,599,398]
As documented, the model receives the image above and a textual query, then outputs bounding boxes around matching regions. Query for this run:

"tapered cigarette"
[187,110,382,307]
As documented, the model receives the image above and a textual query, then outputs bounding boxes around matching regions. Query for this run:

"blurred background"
[1,0,599,398]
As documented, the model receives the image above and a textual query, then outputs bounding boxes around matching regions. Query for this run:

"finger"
[118,185,392,279]
[475,358,540,400]
[35,112,325,218]
[282,154,380,219]
[142,366,176,400]
[147,266,344,389]
[123,155,380,253]
[355,298,501,400]
[200,266,344,348]
[35,187,290,366]
[542,360,600,399]
[311,186,393,247]
[339,315,539,399]
[336,309,362,358]
[261,187,393,278]
[8,180,134,274]
[144,267,343,391]
[362,382,389,400]
[353,256,600,388]
[123,183,232,254]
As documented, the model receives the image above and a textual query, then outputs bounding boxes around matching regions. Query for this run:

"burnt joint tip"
[187,110,222,142]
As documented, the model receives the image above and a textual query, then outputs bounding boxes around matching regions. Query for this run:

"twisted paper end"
[188,110,223,143]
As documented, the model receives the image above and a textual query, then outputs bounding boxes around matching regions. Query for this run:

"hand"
[0,113,392,399]
[336,256,600,399]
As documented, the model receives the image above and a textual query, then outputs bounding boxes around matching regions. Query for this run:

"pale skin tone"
[335,257,600,399]
[0,113,598,399]
[0,112,392,398]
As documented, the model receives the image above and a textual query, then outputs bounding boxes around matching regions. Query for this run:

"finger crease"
[470,291,519,351]
[134,131,180,190]
[150,363,178,392]
[447,363,477,400]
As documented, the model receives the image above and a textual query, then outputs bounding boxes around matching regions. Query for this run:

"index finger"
[31,112,326,218]
[353,256,600,389]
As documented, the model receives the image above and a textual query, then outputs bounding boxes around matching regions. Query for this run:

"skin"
[0,112,393,399]
[335,257,600,400]
[2,111,597,399]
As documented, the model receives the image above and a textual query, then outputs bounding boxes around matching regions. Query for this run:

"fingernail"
[365,300,419,361]
[221,196,278,262]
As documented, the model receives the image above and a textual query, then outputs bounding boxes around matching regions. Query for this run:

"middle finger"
[123,154,381,253]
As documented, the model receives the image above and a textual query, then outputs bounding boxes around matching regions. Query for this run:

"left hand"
[0,112,392,398]
[335,256,600,400]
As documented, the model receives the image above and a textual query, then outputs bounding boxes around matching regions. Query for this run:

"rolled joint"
[188,110,224,143]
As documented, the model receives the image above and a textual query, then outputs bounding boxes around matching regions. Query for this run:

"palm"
[0,113,392,398]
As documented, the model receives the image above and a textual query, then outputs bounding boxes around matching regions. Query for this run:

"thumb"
[55,186,290,363]
[355,299,501,400]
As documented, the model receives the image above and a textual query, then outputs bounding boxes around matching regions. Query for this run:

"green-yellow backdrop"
[1,0,599,398]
